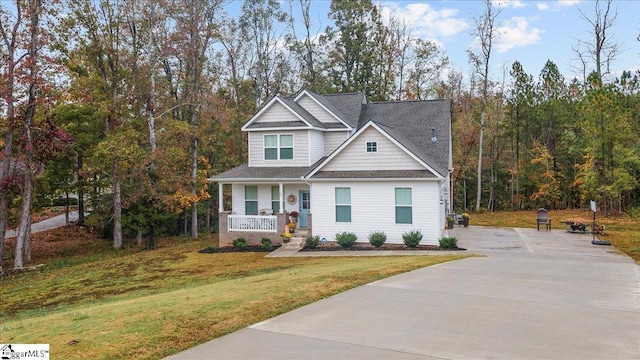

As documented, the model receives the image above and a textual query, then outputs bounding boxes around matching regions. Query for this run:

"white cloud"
[537,3,550,11]
[493,0,527,9]
[381,2,468,40]
[495,17,543,52]
[558,0,581,6]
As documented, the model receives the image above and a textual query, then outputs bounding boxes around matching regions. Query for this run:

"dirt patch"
[300,242,466,252]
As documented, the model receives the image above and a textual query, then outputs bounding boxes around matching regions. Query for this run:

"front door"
[299,190,310,228]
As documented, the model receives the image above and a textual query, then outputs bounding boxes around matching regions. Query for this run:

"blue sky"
[279,0,640,83]
[378,0,639,81]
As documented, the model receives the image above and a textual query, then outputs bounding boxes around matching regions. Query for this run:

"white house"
[210,89,452,247]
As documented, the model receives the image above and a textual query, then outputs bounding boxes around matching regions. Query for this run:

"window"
[335,187,351,222]
[245,186,258,215]
[395,188,412,224]
[271,186,280,214]
[264,135,278,160]
[366,141,377,153]
[280,135,293,159]
[264,134,293,160]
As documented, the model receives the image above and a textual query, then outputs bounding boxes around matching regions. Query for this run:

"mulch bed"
[199,245,282,253]
[300,242,465,252]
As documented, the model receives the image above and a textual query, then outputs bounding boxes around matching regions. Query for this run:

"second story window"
[264,134,293,160]
[366,141,377,153]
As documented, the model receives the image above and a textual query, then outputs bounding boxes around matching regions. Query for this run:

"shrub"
[439,236,458,249]
[368,231,387,248]
[402,230,423,248]
[232,237,248,250]
[335,232,358,249]
[304,235,320,249]
[260,237,272,251]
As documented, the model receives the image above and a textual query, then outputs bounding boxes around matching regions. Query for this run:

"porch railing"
[228,215,278,233]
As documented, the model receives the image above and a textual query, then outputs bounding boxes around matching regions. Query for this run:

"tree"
[240,0,290,108]
[468,0,501,211]
[324,0,395,100]
[575,0,621,79]
[505,61,535,209]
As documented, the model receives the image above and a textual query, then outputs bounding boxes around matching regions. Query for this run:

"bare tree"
[468,0,501,211]
[575,0,621,78]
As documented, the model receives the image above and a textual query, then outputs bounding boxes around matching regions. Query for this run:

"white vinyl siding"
[252,101,298,123]
[309,130,325,164]
[311,181,441,245]
[296,95,342,124]
[323,127,425,171]
[324,131,350,156]
[249,130,309,167]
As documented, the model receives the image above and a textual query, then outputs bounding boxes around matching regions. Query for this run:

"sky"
[284,0,640,83]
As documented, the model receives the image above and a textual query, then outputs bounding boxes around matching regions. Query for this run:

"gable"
[252,100,304,125]
[296,94,343,124]
[320,126,426,172]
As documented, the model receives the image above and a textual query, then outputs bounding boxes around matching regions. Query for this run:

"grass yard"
[0,228,468,360]
[471,208,640,263]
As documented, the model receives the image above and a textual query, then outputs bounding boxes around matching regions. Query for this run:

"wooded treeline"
[1,0,638,268]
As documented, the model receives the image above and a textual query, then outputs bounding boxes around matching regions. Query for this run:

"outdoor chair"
[536,208,551,231]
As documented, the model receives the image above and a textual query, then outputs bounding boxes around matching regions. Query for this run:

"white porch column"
[279,183,284,213]
[218,183,224,212]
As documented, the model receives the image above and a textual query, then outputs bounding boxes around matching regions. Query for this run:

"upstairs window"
[366,141,377,153]
[264,134,293,160]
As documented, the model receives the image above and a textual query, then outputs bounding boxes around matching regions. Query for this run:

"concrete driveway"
[167,227,640,360]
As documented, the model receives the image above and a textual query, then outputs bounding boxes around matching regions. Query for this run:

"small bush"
[335,232,358,249]
[304,235,320,249]
[368,231,387,248]
[260,237,272,251]
[439,236,458,249]
[402,230,423,248]
[232,237,248,250]
[198,246,217,253]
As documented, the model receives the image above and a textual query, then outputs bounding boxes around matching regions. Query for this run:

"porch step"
[285,229,308,249]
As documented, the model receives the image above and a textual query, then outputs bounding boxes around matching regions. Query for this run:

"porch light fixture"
[430,128,437,142]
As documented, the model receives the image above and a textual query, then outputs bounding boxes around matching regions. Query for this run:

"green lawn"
[0,233,468,359]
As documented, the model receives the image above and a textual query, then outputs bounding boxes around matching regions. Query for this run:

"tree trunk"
[136,229,142,246]
[14,173,33,269]
[63,192,69,226]
[77,153,85,226]
[190,137,198,239]
[0,131,12,263]
[113,160,122,249]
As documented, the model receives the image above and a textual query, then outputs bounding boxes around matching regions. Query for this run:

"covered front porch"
[215,181,311,247]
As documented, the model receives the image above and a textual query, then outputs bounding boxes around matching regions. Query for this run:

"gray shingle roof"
[312,170,436,179]
[212,91,451,182]
[357,99,452,177]
[211,157,327,181]
[315,92,365,128]
[245,121,307,129]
